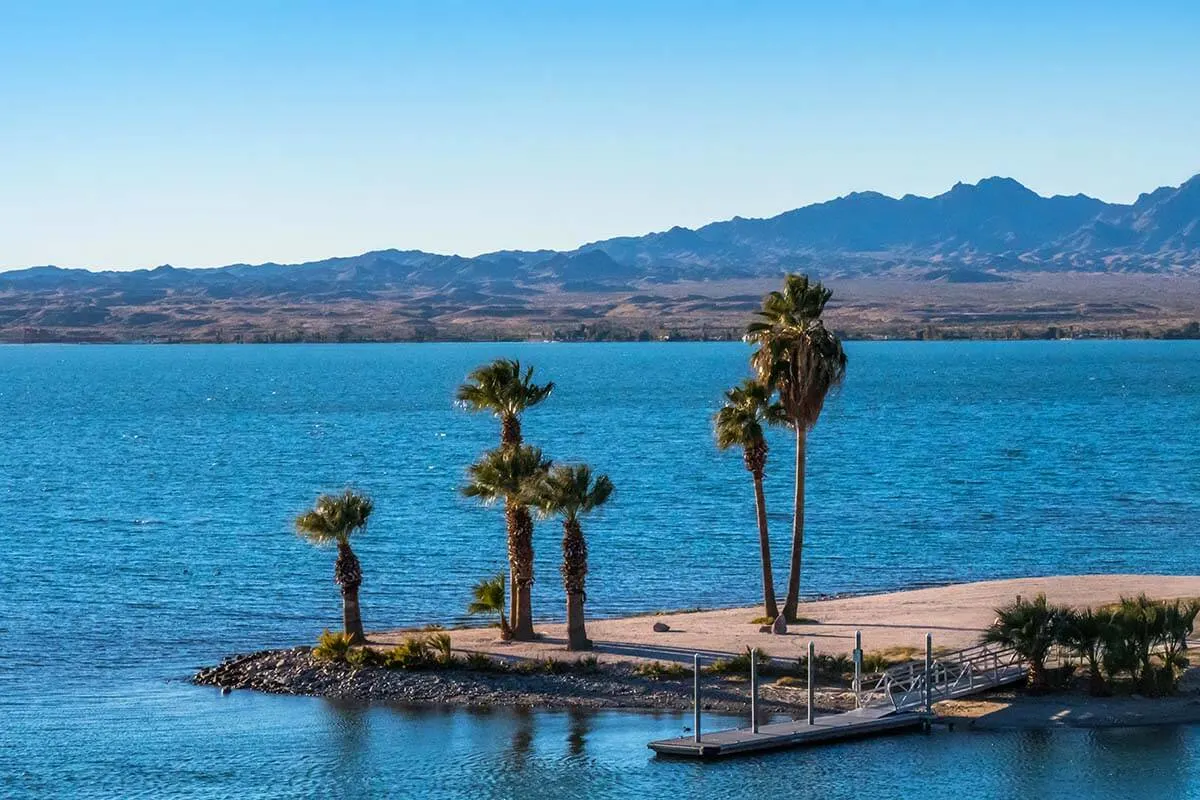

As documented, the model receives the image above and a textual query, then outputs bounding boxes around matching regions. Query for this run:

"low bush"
[313,630,357,662]
[426,633,457,667]
[708,647,770,676]
[465,652,500,671]
[573,655,600,673]
[384,636,433,670]
[635,661,692,680]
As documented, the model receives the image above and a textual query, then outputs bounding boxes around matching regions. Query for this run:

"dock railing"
[856,640,1025,712]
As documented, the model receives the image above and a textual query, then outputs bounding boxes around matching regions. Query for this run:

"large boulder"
[771,615,788,635]
[652,621,671,633]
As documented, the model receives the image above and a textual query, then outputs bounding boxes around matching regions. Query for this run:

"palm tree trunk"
[781,426,807,622]
[334,540,365,643]
[501,414,521,447]
[342,586,365,644]
[561,519,590,650]
[751,470,778,619]
[506,502,536,641]
[508,563,520,636]
[566,593,590,650]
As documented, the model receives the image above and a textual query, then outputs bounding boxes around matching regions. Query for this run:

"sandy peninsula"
[196,575,1200,726]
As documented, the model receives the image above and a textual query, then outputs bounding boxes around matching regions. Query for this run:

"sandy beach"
[375,574,1200,665]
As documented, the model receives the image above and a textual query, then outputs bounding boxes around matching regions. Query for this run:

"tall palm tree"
[463,445,552,640]
[467,572,512,640]
[530,464,614,651]
[294,489,374,643]
[746,273,847,622]
[456,359,554,447]
[715,379,786,619]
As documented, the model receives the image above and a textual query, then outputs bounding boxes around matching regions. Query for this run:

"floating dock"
[648,706,928,758]
[648,633,1025,759]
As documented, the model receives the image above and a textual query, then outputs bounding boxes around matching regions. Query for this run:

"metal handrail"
[857,641,1026,711]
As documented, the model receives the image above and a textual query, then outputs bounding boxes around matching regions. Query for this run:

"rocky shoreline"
[193,648,851,713]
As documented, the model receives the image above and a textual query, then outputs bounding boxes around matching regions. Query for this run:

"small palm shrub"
[465,652,500,671]
[384,636,432,669]
[1104,595,1199,695]
[313,629,357,662]
[982,594,1068,691]
[708,647,770,676]
[427,633,457,667]
[635,661,692,680]
[573,655,600,673]
[345,646,385,668]
[1058,607,1116,696]
[540,657,569,675]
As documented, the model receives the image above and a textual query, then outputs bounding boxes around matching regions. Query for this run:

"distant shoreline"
[8,329,1200,345]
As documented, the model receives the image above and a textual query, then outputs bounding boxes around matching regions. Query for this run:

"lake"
[2,341,1198,797]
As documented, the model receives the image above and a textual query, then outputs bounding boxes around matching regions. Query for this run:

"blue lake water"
[2,341,1199,797]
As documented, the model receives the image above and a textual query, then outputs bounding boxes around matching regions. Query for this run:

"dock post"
[693,653,702,742]
[924,633,933,713]
[750,648,759,733]
[807,640,816,726]
[853,630,862,708]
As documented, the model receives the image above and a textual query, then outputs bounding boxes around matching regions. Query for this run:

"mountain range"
[3,174,1199,342]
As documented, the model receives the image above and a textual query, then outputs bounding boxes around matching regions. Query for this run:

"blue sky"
[2,1,1198,270]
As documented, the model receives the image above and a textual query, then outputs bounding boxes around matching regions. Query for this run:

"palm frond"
[455,358,554,417]
[294,489,374,545]
[529,463,613,521]
[462,444,552,504]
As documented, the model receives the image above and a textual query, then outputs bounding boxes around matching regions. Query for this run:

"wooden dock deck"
[648,707,928,758]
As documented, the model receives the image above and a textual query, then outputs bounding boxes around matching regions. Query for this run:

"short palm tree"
[463,445,552,640]
[715,379,786,619]
[746,273,847,621]
[456,359,554,447]
[530,464,614,651]
[294,489,374,644]
[1058,607,1116,696]
[981,593,1066,691]
[467,572,512,640]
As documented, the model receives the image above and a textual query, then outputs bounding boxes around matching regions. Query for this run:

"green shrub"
[465,652,499,671]
[427,633,457,667]
[540,657,569,675]
[708,647,769,676]
[635,661,692,680]
[384,636,432,669]
[573,655,600,673]
[345,646,385,668]
[313,630,356,662]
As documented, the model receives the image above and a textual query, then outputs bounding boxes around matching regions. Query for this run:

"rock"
[772,615,788,635]
[758,625,772,633]
[652,622,670,633]
[220,686,231,695]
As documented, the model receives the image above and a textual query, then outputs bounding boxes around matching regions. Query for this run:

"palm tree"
[530,464,614,651]
[294,489,374,644]
[981,593,1066,691]
[467,572,512,640]
[463,445,552,640]
[1058,607,1116,696]
[746,273,847,621]
[715,379,786,619]
[456,359,554,447]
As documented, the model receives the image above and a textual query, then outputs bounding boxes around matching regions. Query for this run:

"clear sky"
[2,0,1198,271]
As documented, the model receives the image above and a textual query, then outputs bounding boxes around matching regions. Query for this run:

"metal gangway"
[857,639,1026,712]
